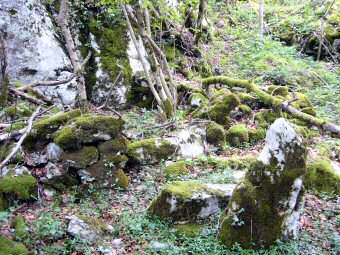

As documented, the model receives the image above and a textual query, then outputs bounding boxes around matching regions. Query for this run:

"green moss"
[77,215,110,232]
[62,146,99,169]
[5,121,25,132]
[0,143,24,164]
[177,83,206,95]
[164,44,179,63]
[239,104,251,116]
[174,224,201,238]
[189,93,208,108]
[0,236,29,255]
[291,92,316,116]
[0,194,5,211]
[25,109,81,149]
[268,85,289,97]
[255,110,278,127]
[163,98,174,119]
[98,135,129,158]
[89,18,132,95]
[249,128,266,143]
[54,115,124,150]
[226,124,249,146]
[164,161,189,178]
[206,121,226,147]
[236,92,256,103]
[216,156,256,171]
[305,158,340,194]
[194,89,240,126]
[5,103,33,119]
[113,169,129,189]
[54,126,80,150]
[127,138,177,164]
[0,174,37,201]
[219,157,306,249]
[12,216,27,239]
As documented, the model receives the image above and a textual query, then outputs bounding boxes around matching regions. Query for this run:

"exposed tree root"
[201,76,340,136]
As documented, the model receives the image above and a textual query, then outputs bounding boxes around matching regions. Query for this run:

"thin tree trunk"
[317,19,324,61]
[259,0,264,37]
[58,0,88,111]
[195,0,207,45]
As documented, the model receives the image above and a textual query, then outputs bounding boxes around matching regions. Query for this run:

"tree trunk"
[58,0,88,111]
[259,0,264,37]
[195,0,207,45]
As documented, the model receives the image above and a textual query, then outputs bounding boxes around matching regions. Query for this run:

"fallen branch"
[0,106,41,174]
[202,76,340,136]
[19,74,76,91]
[9,88,45,105]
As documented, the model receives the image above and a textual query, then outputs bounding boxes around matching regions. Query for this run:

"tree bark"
[202,76,340,136]
[195,0,207,45]
[58,0,88,111]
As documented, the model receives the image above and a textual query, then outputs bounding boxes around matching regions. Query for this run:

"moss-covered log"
[201,76,340,136]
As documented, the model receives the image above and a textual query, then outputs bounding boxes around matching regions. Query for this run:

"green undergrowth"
[207,1,340,123]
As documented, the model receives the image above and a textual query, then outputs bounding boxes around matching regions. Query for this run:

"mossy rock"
[226,124,249,146]
[85,158,129,189]
[41,163,79,191]
[5,103,33,119]
[268,85,289,97]
[164,161,189,178]
[174,224,201,238]
[239,104,251,115]
[305,158,340,194]
[206,121,226,147]
[127,138,177,165]
[216,156,256,171]
[25,109,81,149]
[12,216,27,239]
[291,92,316,116]
[193,89,240,126]
[249,128,266,143]
[0,174,37,203]
[0,236,29,255]
[236,92,256,104]
[189,93,208,109]
[219,119,307,249]
[62,146,99,169]
[255,110,278,127]
[54,115,124,150]
[98,135,129,158]
[126,81,154,109]
[0,143,24,164]
[5,121,25,132]
[148,181,234,221]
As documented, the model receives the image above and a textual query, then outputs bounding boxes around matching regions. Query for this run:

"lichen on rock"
[219,118,307,249]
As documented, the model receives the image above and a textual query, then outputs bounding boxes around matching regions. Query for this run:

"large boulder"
[148,181,236,221]
[0,0,77,106]
[219,118,307,249]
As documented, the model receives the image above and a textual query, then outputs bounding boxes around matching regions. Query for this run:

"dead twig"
[0,106,41,174]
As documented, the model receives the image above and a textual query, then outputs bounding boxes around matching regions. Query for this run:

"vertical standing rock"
[219,118,307,249]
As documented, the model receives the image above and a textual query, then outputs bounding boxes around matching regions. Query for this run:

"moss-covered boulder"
[0,236,29,255]
[255,110,278,127]
[249,127,266,143]
[268,85,289,97]
[148,181,235,221]
[98,135,129,158]
[305,158,340,194]
[206,121,226,147]
[216,156,256,171]
[127,138,177,165]
[219,118,307,249]
[193,89,240,126]
[291,92,316,116]
[174,224,202,238]
[54,115,124,150]
[225,124,249,146]
[12,216,28,239]
[189,93,208,109]
[25,109,81,149]
[0,173,37,207]
[62,146,99,169]
[164,161,189,178]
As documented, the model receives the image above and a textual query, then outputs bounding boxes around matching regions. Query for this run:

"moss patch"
[216,156,256,171]
[0,174,37,201]
[226,124,249,146]
[164,161,189,178]
[305,158,340,194]
[268,85,289,97]
[0,236,29,255]
[12,216,27,239]
[206,121,226,147]
[0,143,24,164]
[62,146,99,169]
[98,135,129,158]
[5,103,33,119]
[249,128,266,143]
[127,138,177,164]
[174,224,202,238]
[112,169,129,189]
